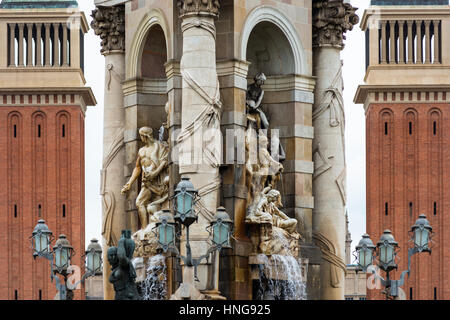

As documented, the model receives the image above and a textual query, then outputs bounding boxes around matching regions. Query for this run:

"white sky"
[80,0,370,258]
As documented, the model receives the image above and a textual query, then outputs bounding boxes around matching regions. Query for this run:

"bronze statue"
[108,230,140,300]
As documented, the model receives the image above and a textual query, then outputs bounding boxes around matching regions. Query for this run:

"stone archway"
[240,6,306,75]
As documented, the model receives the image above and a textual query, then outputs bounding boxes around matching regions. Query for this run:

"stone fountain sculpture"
[245,73,300,258]
[245,74,306,300]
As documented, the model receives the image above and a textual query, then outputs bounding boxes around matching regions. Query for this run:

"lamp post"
[154,177,233,282]
[30,220,103,300]
[354,214,433,299]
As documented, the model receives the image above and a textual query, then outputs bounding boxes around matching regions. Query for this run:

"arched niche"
[140,24,167,79]
[246,21,295,78]
[240,6,306,75]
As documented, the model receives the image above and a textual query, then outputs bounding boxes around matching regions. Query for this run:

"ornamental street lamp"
[155,178,233,282]
[354,214,433,299]
[30,220,102,300]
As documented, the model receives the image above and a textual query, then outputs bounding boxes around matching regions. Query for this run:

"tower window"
[433,121,437,135]
[385,202,388,216]
[62,204,66,218]
[62,124,65,137]
[434,202,437,216]
[14,205,17,218]
[384,122,388,135]
[38,124,41,138]
[409,202,413,217]
[409,122,412,135]
[14,125,17,138]
[434,287,437,300]
[14,290,18,300]
[39,290,42,300]
[38,204,42,217]
[410,287,413,300]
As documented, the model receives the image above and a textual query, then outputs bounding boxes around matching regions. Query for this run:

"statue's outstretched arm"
[121,156,142,193]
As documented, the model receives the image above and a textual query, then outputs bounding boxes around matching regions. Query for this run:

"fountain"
[141,254,167,300]
[245,74,308,300]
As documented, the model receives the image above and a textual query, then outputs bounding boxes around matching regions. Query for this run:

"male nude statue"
[121,127,169,229]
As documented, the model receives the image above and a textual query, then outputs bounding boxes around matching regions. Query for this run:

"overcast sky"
[80,0,369,258]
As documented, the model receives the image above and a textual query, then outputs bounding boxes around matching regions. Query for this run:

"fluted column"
[407,20,414,63]
[433,20,440,63]
[53,23,60,66]
[44,23,51,66]
[91,5,126,301]
[398,21,405,64]
[312,0,359,300]
[9,24,15,67]
[36,23,42,66]
[26,23,33,66]
[62,25,68,66]
[425,20,431,64]
[389,21,395,63]
[417,20,423,64]
[380,21,387,64]
[177,0,222,298]
[17,23,24,66]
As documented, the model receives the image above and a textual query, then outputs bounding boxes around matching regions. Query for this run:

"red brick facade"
[366,102,450,300]
[0,102,85,300]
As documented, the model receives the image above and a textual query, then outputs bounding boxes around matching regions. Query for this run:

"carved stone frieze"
[312,0,359,49]
[91,5,125,54]
[177,0,220,18]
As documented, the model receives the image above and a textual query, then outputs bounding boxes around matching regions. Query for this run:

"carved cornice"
[91,5,125,55]
[312,0,359,49]
[177,0,220,18]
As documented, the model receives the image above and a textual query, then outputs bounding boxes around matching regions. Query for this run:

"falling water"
[256,254,307,300]
[141,254,167,300]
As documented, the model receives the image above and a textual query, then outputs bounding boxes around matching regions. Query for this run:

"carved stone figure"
[91,6,125,54]
[108,230,140,300]
[246,187,300,257]
[246,73,269,130]
[121,127,169,229]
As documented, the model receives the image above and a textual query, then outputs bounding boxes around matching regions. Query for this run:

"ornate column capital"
[91,5,125,55]
[177,0,220,18]
[312,0,359,49]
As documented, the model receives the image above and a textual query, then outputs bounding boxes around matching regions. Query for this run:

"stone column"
[312,0,359,300]
[91,5,126,301]
[176,0,222,298]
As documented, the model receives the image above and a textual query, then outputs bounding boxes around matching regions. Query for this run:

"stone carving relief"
[312,0,359,48]
[244,72,299,258]
[101,128,125,247]
[177,0,220,17]
[121,126,169,229]
[91,5,125,54]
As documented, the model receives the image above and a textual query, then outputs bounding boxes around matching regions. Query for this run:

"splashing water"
[256,254,307,300]
[142,254,167,300]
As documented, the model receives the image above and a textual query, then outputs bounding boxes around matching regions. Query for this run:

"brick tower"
[0,0,95,300]
[355,0,450,300]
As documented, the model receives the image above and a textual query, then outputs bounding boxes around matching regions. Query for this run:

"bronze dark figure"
[108,230,140,300]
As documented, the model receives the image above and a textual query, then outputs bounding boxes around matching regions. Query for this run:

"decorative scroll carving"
[312,0,359,48]
[313,231,347,288]
[101,128,125,247]
[177,0,220,17]
[91,5,125,54]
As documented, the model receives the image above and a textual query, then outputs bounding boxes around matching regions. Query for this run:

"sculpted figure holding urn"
[121,126,169,229]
